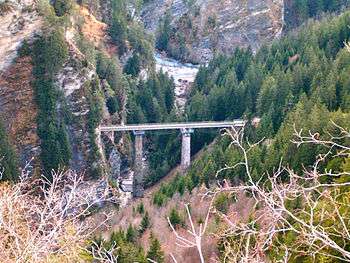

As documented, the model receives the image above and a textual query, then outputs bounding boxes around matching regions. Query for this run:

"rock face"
[0,1,41,167]
[56,57,95,173]
[142,0,284,63]
[109,148,121,181]
[0,0,41,72]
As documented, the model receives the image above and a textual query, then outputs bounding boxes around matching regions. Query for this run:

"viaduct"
[99,120,245,197]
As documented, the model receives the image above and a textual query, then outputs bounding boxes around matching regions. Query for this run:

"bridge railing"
[99,120,245,132]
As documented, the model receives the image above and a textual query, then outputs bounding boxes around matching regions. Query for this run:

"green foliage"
[106,96,119,115]
[156,10,172,51]
[32,29,71,179]
[108,0,154,62]
[126,224,136,243]
[123,53,141,77]
[168,208,184,228]
[110,14,128,55]
[139,211,150,235]
[136,202,145,214]
[88,229,147,263]
[214,193,230,214]
[285,0,349,30]
[18,39,31,57]
[53,0,73,17]
[0,119,19,182]
[147,233,164,263]
[96,51,123,93]
[32,29,68,76]
[85,78,104,178]
[153,191,167,206]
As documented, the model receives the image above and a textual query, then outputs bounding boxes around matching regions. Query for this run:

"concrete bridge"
[99,120,245,197]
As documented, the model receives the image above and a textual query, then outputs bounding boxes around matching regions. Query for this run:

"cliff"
[142,0,284,63]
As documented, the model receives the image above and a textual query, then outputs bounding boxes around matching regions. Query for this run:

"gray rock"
[109,148,121,181]
[142,0,284,63]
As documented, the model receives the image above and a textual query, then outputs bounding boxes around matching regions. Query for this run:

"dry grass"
[79,6,107,48]
[98,185,256,262]
[0,56,39,163]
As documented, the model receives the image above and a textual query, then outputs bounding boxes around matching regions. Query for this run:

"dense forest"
[285,0,350,30]
[151,9,350,262]
[1,0,350,262]
[146,8,350,189]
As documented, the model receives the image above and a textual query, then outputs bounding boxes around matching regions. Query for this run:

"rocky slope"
[142,0,284,63]
[0,0,41,167]
[0,1,118,177]
[0,0,41,72]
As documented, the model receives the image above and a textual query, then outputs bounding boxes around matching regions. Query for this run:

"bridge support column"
[181,128,194,173]
[133,130,145,198]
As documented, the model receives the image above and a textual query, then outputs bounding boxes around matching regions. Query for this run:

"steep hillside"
[0,56,39,168]
[283,0,349,31]
[0,0,41,71]
[143,0,284,63]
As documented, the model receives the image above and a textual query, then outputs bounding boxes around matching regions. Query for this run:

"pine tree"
[156,11,172,51]
[126,224,136,243]
[53,0,73,17]
[147,233,164,263]
[168,208,183,228]
[124,53,141,77]
[139,211,150,234]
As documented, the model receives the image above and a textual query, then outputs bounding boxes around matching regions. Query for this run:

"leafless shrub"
[212,124,350,262]
[168,123,350,262]
[167,201,213,263]
[0,168,115,262]
[84,240,119,263]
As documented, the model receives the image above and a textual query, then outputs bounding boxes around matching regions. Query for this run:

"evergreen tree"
[53,0,73,17]
[32,29,71,179]
[124,53,141,77]
[156,11,172,51]
[110,14,128,56]
[147,233,164,263]
[139,211,150,234]
[106,96,119,115]
[126,224,136,243]
[168,208,183,228]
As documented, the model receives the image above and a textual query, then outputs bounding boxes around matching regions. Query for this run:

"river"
[154,52,200,111]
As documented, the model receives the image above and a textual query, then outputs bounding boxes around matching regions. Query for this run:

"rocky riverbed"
[155,52,199,111]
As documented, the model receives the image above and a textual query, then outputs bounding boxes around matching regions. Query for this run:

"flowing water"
[154,52,200,111]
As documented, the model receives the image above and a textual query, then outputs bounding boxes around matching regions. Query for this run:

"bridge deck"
[99,120,245,132]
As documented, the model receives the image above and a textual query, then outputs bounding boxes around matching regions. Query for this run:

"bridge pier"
[133,130,145,198]
[181,128,194,172]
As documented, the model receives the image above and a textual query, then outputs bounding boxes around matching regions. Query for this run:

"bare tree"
[84,240,119,263]
[0,168,116,262]
[167,201,212,263]
[212,124,350,262]
[167,123,350,262]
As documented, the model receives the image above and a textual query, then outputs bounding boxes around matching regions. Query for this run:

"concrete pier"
[181,128,194,172]
[99,120,245,198]
[133,130,145,198]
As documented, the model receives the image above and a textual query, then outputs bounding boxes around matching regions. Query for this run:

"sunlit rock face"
[0,0,41,72]
[142,0,284,63]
